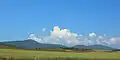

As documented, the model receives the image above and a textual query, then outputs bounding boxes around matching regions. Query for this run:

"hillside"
[2,39,65,49]
[74,45,115,50]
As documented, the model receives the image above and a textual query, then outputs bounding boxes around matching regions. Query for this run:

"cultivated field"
[0,49,120,60]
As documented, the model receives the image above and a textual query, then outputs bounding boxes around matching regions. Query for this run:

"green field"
[0,49,120,60]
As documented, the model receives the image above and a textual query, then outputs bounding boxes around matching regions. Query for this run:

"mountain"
[1,40,116,50]
[2,39,65,49]
[74,45,116,50]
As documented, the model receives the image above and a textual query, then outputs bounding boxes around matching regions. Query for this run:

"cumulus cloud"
[50,26,79,46]
[89,32,97,37]
[50,26,78,40]
[27,26,120,47]
[28,26,80,46]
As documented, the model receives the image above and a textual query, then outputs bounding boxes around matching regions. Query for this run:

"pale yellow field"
[0,49,120,60]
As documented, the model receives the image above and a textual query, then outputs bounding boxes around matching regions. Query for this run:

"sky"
[0,0,120,47]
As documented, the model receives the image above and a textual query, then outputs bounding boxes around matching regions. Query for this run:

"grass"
[0,48,120,60]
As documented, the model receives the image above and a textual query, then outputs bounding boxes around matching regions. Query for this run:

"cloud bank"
[28,26,120,47]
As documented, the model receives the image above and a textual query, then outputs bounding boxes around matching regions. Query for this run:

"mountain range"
[2,39,65,49]
[0,39,116,50]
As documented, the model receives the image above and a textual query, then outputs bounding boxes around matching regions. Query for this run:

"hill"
[74,45,115,50]
[2,39,65,49]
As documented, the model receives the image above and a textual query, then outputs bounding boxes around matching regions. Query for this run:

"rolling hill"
[74,45,115,50]
[2,39,65,49]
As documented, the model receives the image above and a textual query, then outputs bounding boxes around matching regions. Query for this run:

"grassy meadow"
[0,49,120,60]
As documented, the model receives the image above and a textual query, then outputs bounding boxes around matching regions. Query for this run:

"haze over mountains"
[0,39,116,50]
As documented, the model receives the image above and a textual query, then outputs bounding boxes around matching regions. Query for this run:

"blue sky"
[0,0,120,40]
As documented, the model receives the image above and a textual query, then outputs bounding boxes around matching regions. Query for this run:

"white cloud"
[50,26,79,46]
[28,26,80,46]
[109,37,120,45]
[27,26,120,48]
[98,36,104,39]
[89,32,97,37]
[50,26,78,40]
[28,34,44,43]
[109,38,116,44]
